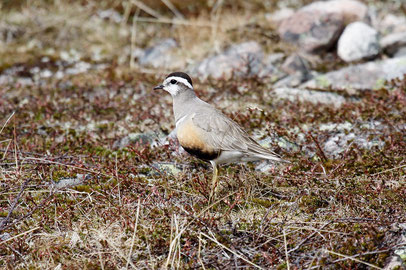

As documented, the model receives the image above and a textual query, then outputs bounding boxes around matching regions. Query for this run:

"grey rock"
[384,223,406,269]
[379,14,406,35]
[52,174,89,189]
[138,38,178,68]
[0,233,11,241]
[381,31,406,56]
[302,56,406,91]
[113,132,156,149]
[273,87,346,107]
[151,162,183,176]
[266,8,295,24]
[97,9,123,23]
[191,41,263,79]
[281,54,311,75]
[300,0,368,23]
[273,74,312,88]
[265,53,285,65]
[395,47,406,58]
[278,0,368,53]
[323,131,384,158]
[278,10,344,53]
[0,23,24,43]
[337,22,380,62]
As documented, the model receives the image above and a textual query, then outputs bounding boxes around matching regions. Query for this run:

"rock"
[302,56,406,91]
[300,0,368,23]
[323,131,384,158]
[337,22,380,62]
[138,38,178,68]
[191,41,263,79]
[273,74,309,88]
[278,0,368,53]
[52,174,89,189]
[384,223,406,269]
[281,54,310,75]
[256,53,286,82]
[278,11,344,53]
[395,47,406,58]
[0,23,24,43]
[265,8,295,24]
[379,14,406,35]
[381,31,406,56]
[273,87,346,107]
[0,233,10,241]
[265,53,285,65]
[151,162,182,176]
[384,255,406,270]
[113,132,157,149]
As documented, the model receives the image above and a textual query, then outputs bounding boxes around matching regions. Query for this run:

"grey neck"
[172,90,197,122]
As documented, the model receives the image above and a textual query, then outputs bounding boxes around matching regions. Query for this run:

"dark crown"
[166,72,193,87]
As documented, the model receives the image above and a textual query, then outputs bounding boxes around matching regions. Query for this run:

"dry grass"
[1,0,406,269]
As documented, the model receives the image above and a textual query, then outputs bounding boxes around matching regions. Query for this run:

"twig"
[161,0,184,19]
[132,16,214,27]
[283,229,290,270]
[200,232,263,269]
[165,192,237,266]
[308,132,328,162]
[198,234,207,270]
[0,178,30,232]
[1,189,55,232]
[126,199,141,269]
[0,111,15,134]
[130,8,140,70]
[288,221,332,254]
[23,157,112,177]
[130,0,162,19]
[0,226,40,245]
[324,249,383,269]
[371,164,406,176]
[331,248,391,264]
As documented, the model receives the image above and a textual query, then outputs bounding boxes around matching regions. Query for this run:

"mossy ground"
[1,1,406,269]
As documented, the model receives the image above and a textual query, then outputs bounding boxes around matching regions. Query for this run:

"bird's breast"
[176,118,220,161]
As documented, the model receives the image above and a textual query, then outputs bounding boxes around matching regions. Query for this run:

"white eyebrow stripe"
[165,76,193,89]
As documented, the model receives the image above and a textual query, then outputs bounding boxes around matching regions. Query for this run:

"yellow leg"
[209,161,219,202]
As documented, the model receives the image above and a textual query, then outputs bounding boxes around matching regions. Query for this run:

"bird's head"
[154,72,194,96]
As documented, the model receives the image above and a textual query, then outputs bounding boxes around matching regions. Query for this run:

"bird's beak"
[153,84,164,90]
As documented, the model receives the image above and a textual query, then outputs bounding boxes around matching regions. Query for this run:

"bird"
[154,72,289,200]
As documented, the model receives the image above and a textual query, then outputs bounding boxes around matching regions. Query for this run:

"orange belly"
[177,119,220,160]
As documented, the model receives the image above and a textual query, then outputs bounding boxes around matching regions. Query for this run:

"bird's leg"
[209,161,219,202]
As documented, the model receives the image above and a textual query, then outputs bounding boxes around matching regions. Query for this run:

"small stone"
[394,47,406,58]
[151,162,182,176]
[381,31,406,56]
[337,22,380,62]
[52,174,89,189]
[191,41,263,80]
[113,132,156,149]
[379,14,406,35]
[273,87,346,108]
[302,56,406,91]
[0,233,10,241]
[138,38,178,68]
[281,54,310,75]
[323,131,384,158]
[265,8,295,24]
[301,0,368,23]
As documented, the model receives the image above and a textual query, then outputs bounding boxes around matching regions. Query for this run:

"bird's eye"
[170,79,177,84]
